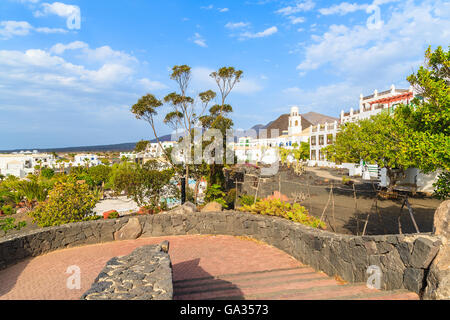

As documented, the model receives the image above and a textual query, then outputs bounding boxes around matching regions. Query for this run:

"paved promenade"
[0,235,418,300]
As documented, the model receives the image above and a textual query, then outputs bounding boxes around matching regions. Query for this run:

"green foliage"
[135,140,150,153]
[225,188,236,209]
[107,211,119,219]
[324,112,416,190]
[40,168,55,179]
[205,184,228,208]
[88,165,112,186]
[239,194,258,206]
[239,199,326,229]
[433,171,450,200]
[30,182,99,227]
[398,45,450,196]
[11,180,49,208]
[1,205,15,216]
[279,142,310,165]
[342,176,353,185]
[0,218,26,233]
[110,162,175,207]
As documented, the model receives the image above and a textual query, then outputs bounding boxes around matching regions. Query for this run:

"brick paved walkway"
[0,235,418,300]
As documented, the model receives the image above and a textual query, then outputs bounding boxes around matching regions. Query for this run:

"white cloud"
[200,4,214,10]
[0,20,68,39]
[49,41,138,66]
[319,2,368,15]
[289,16,305,24]
[50,41,88,54]
[34,2,79,17]
[192,33,207,47]
[0,42,165,103]
[219,8,229,12]
[286,0,450,116]
[240,26,278,39]
[0,21,33,39]
[34,2,81,29]
[275,0,315,16]
[281,82,361,115]
[225,22,250,29]
[34,26,67,34]
[297,0,450,79]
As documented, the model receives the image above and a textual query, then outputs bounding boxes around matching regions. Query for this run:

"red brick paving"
[0,235,419,300]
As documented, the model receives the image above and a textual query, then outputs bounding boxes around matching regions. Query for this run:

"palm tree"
[15,181,48,209]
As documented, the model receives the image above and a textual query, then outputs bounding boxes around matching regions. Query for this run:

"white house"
[73,154,100,167]
[232,106,311,164]
[340,85,415,124]
[308,121,340,167]
[0,152,56,178]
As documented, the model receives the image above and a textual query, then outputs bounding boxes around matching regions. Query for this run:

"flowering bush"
[239,199,326,230]
[30,181,100,227]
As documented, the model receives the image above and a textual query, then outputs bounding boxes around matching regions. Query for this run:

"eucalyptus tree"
[131,64,243,200]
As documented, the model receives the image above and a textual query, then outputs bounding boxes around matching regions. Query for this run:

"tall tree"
[200,67,243,186]
[395,45,450,198]
[324,112,415,192]
[135,140,150,153]
[131,65,243,202]
[163,65,216,191]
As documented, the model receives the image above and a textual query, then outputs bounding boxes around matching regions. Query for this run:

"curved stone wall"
[0,211,445,298]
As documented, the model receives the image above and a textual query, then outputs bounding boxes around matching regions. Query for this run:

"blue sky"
[0,0,449,149]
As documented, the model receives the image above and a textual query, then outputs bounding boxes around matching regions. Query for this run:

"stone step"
[173,268,420,301]
[173,267,318,290]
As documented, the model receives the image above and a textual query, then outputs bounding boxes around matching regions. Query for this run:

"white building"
[73,154,100,167]
[145,141,177,159]
[340,85,415,123]
[233,106,311,164]
[0,153,56,178]
[309,85,416,167]
[308,121,340,167]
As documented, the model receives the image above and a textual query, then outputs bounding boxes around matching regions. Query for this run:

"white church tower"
[288,106,302,136]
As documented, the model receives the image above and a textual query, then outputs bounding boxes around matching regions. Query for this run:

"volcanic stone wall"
[0,211,445,298]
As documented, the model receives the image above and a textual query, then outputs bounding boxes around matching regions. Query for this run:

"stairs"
[173,267,419,300]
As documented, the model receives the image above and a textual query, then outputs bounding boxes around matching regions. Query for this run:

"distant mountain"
[301,112,339,125]
[150,134,175,143]
[246,111,338,138]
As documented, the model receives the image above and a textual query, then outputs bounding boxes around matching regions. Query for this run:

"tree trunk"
[386,168,404,193]
[185,165,189,199]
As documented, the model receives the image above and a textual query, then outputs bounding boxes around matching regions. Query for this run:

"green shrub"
[0,218,26,233]
[30,181,100,227]
[239,199,326,229]
[1,205,15,216]
[205,184,228,208]
[433,171,449,200]
[107,211,119,219]
[40,168,55,179]
[88,165,112,186]
[225,188,236,209]
[342,176,353,185]
[239,194,258,206]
